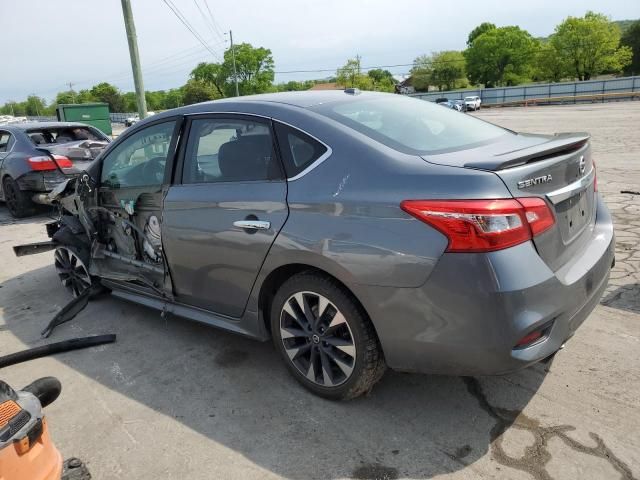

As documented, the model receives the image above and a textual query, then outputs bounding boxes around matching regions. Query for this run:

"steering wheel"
[141,156,166,183]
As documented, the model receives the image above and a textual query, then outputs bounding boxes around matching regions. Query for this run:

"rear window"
[312,95,507,154]
[27,127,104,145]
[274,123,328,178]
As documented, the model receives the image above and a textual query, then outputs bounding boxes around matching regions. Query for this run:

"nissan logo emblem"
[579,156,586,175]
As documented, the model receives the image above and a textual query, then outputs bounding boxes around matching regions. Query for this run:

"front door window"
[100,121,176,189]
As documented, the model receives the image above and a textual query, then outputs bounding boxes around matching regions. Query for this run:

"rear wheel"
[271,272,386,400]
[2,176,36,218]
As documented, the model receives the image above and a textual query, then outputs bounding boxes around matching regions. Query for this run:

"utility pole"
[121,0,147,118]
[229,30,239,97]
[67,82,76,103]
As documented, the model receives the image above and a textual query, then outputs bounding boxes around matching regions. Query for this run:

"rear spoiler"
[468,133,590,171]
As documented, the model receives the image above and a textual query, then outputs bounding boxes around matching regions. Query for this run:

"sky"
[1,0,638,103]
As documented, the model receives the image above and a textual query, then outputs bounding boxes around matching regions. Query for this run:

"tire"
[54,245,105,298]
[270,272,386,400]
[2,176,36,218]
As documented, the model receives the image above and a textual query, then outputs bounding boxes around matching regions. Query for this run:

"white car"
[124,111,155,127]
[464,96,482,111]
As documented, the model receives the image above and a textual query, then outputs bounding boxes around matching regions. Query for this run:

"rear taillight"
[400,198,555,253]
[27,155,73,171]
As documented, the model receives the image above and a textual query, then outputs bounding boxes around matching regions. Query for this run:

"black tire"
[270,272,386,400]
[2,176,36,218]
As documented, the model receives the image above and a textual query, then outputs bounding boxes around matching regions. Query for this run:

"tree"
[429,51,467,90]
[467,22,496,47]
[621,20,640,76]
[181,79,216,105]
[25,95,46,116]
[55,90,77,105]
[550,12,632,81]
[534,41,567,82]
[410,54,433,92]
[465,26,538,87]
[191,43,275,97]
[164,88,184,109]
[228,43,275,95]
[89,82,124,111]
[336,58,362,88]
[191,62,230,97]
[367,69,396,92]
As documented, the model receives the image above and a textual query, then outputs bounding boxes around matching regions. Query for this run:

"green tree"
[89,83,124,111]
[467,22,496,47]
[534,41,567,82]
[228,43,275,95]
[181,79,216,105]
[465,26,538,87]
[410,54,433,92]
[76,89,96,104]
[367,69,396,92]
[550,12,632,81]
[621,20,640,76]
[191,62,230,97]
[25,95,47,116]
[336,58,362,88]
[164,88,184,109]
[55,90,77,105]
[429,51,467,90]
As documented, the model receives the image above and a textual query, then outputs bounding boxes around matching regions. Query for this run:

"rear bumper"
[16,171,72,203]
[360,195,614,375]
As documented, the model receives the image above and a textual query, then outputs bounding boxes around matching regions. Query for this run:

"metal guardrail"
[409,75,640,106]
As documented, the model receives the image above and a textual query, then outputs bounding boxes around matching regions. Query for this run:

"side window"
[273,123,328,178]
[182,118,281,184]
[101,121,176,189]
[0,132,14,153]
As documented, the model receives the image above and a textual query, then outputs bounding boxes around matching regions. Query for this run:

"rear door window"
[182,117,282,184]
[273,123,328,178]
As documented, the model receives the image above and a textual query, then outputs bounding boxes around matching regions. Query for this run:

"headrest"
[218,135,273,181]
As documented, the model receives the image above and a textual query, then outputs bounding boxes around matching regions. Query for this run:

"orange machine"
[0,378,63,480]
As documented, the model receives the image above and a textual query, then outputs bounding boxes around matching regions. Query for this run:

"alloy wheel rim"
[280,291,356,387]
[54,247,91,297]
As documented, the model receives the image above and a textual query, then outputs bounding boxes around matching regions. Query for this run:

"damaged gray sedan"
[15,91,614,400]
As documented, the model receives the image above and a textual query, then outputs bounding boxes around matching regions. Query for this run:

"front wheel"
[271,272,386,400]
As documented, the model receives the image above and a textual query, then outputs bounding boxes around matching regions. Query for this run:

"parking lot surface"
[1,102,639,480]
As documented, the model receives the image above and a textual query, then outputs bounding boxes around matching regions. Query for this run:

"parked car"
[434,97,449,104]
[125,111,155,127]
[20,91,613,400]
[436,100,463,112]
[452,99,465,111]
[464,95,482,111]
[0,122,110,217]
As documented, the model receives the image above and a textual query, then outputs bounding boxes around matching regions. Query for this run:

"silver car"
[17,91,614,400]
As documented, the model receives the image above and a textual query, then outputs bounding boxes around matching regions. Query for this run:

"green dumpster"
[56,103,112,136]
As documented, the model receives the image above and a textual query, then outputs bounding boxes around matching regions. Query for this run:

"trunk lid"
[37,140,108,174]
[422,132,596,271]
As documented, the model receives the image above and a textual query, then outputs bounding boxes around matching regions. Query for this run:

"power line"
[203,0,226,42]
[161,0,222,61]
[192,0,218,42]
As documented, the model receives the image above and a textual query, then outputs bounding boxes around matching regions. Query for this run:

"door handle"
[233,220,271,230]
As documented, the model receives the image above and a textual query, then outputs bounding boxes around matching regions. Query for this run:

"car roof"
[1,121,92,131]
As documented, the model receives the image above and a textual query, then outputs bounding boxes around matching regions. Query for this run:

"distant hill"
[537,19,637,42]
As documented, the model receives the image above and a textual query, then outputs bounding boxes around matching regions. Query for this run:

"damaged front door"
[95,119,180,295]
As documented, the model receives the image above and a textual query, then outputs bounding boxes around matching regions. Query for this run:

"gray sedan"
[18,91,614,400]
